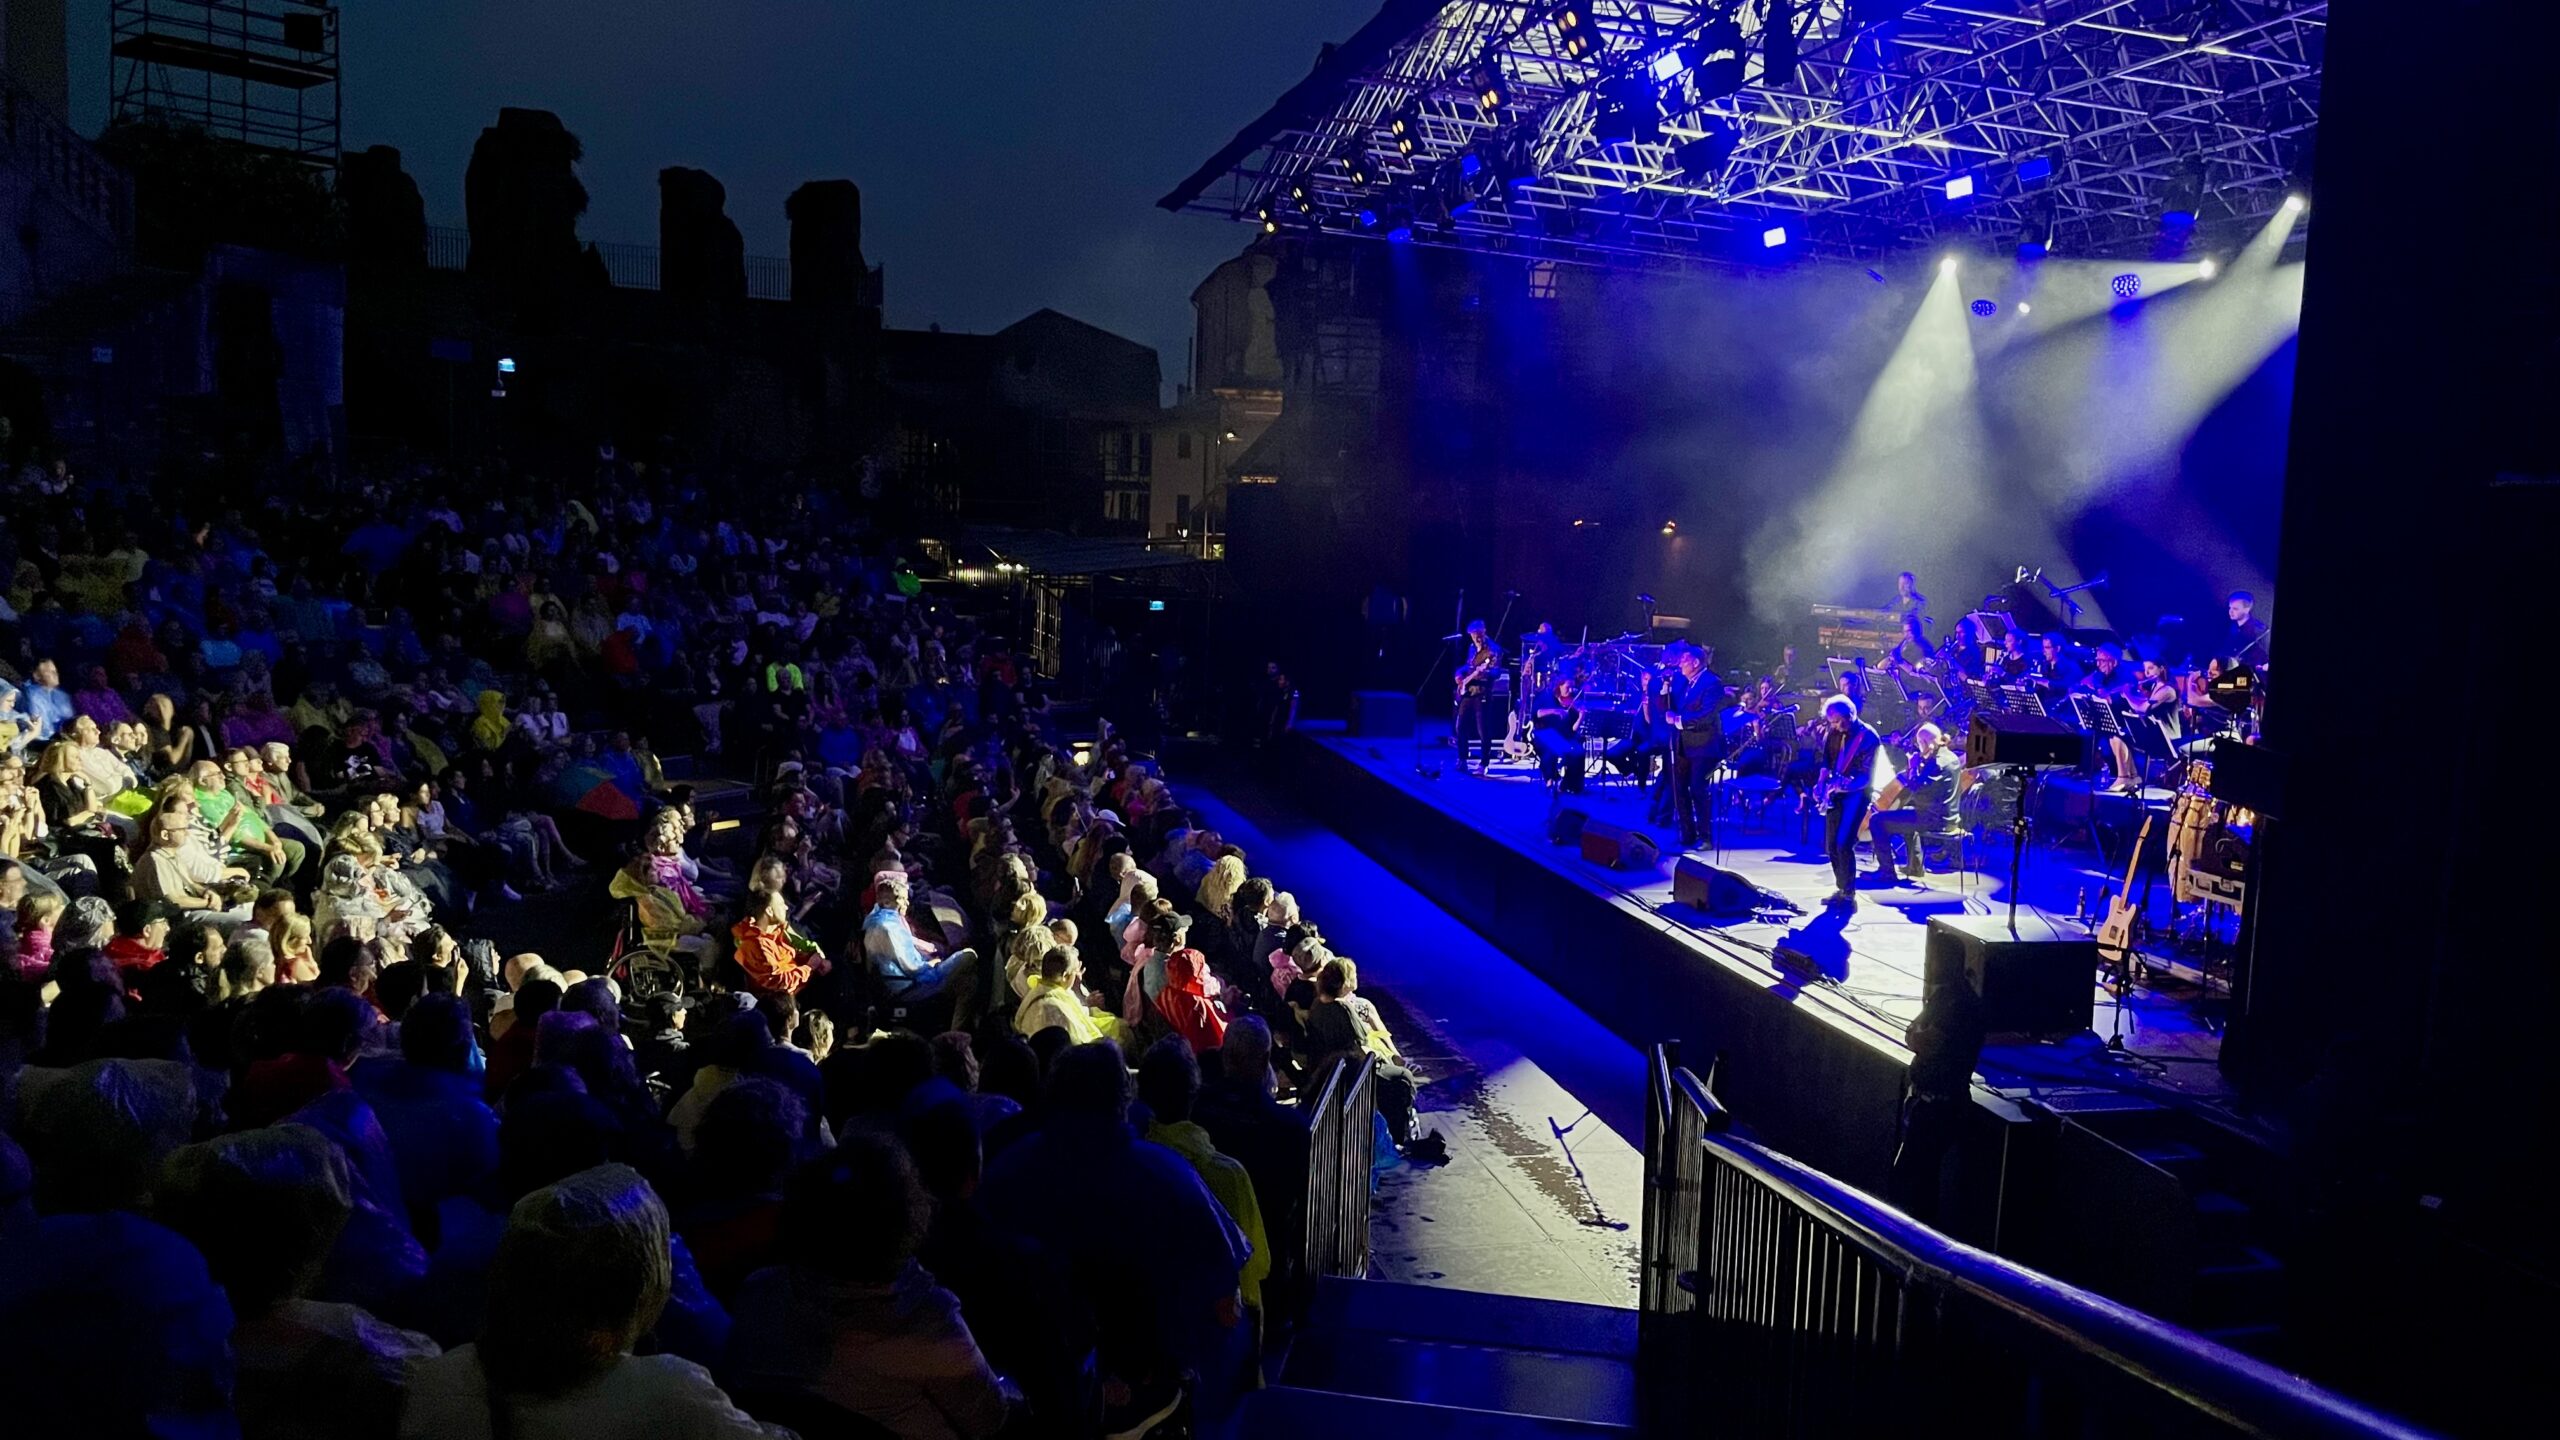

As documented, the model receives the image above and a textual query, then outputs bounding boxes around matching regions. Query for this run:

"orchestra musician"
[1453,620,1504,774]
[1814,695,1884,907]
[2075,643,2133,699]
[2219,590,2269,665]
[2102,657,2181,792]
[2036,633,2083,691]
[1658,642,1723,850]
[1868,723,1960,884]
[1889,571,1927,625]
[1532,672,1588,794]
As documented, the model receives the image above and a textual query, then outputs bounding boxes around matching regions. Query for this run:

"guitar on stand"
[2094,813,2155,1051]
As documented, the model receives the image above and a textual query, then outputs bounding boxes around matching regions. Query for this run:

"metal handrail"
[1640,1045,2430,1439]
[1694,1124,2431,1440]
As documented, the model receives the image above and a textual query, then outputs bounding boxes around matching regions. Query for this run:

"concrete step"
[2128,1139,2209,1180]
[2191,1189,2253,1247]
[1234,1386,1631,1439]
[1281,1333,1637,1428]
[2189,1244,2286,1329]
[1304,1276,1637,1359]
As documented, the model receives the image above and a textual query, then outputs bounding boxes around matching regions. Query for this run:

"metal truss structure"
[1162,1,2322,268]
[111,0,341,170]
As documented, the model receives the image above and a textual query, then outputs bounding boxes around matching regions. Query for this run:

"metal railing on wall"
[1638,1044,2430,1439]
[1302,1054,1377,1283]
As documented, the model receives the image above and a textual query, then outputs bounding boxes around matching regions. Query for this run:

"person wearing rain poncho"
[610,811,716,962]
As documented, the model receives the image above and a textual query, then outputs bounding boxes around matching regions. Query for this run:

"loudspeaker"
[1968,711,2087,770]
[1348,690,1414,738]
[1548,807,1589,847]
[1922,915,2095,1042]
[1673,856,1775,916]
[1580,820,1660,870]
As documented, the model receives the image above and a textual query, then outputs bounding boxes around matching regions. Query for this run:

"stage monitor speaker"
[1673,856,1776,916]
[1348,690,1415,738]
[1580,820,1660,871]
[1548,807,1589,847]
[1968,711,2087,771]
[1923,915,2095,1042]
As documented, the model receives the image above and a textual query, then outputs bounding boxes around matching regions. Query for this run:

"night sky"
[66,1,1378,398]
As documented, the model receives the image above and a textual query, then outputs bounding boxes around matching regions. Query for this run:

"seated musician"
[1869,723,1960,884]
[1532,673,1587,794]
[2075,643,2132,697]
[2103,657,2183,792]
[2036,634,2083,691]
[1991,627,2031,679]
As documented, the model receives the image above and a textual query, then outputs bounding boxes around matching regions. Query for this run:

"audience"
[0,446,1435,1439]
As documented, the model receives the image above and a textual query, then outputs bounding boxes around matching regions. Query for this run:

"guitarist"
[1869,723,1959,885]
[1452,620,1504,774]
[1814,694,1884,907]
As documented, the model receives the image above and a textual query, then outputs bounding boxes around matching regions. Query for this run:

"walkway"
[1185,765,1642,1309]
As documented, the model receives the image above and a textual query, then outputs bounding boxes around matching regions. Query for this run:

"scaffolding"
[110,0,340,170]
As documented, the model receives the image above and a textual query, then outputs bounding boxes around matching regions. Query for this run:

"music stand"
[2001,684,2050,718]
[1963,677,2006,715]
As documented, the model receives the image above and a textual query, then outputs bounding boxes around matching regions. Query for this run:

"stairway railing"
[1302,1054,1377,1282]
[1638,1043,2429,1438]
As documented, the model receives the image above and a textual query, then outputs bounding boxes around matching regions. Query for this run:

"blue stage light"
[2162,208,2197,228]
[1357,208,1379,229]
[1460,152,1482,179]
[2111,272,2143,299]
[2017,239,2048,261]
[2017,156,2053,183]
[1969,299,1997,317]
[1944,174,1975,200]
[1387,224,1415,244]
[1762,225,1787,248]
[1649,47,1689,82]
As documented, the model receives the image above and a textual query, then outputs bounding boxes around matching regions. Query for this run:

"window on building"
[1177,431,1193,459]
[1137,431,1153,477]
[1174,494,1193,528]
[1528,259,1561,301]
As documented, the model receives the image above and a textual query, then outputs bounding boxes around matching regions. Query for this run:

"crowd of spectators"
[0,449,1433,1439]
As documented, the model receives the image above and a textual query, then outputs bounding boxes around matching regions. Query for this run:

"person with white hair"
[1866,722,1960,884]
[862,872,980,1030]
[399,1165,785,1438]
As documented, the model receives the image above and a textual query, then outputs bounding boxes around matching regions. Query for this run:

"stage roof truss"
[1163,1,2323,267]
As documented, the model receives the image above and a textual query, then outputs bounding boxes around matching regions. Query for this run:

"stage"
[1286,718,2259,1242]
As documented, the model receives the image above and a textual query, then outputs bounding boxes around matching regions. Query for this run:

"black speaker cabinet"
[1967,711,2088,771]
[1579,819,1660,871]
[1673,856,1770,916]
[1548,807,1589,847]
[1922,914,2095,1041]
[1347,690,1415,738]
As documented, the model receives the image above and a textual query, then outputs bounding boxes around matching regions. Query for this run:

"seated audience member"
[1305,958,1445,1164]
[400,1164,785,1439]
[676,1079,805,1302]
[1151,946,1227,1054]
[724,1131,1009,1439]
[155,1124,442,1440]
[352,993,498,1242]
[1193,1016,1312,1319]
[864,873,979,1030]
[979,1042,1248,1433]
[731,870,826,997]
[1137,1036,1271,1334]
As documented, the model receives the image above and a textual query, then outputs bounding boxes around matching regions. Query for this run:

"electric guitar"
[2094,814,2154,971]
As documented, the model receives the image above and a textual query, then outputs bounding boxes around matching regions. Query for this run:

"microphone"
[1504,589,1522,598]
[1439,632,1468,641]
[1635,592,1657,606]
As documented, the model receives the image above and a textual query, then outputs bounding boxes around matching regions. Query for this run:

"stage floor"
[1304,721,2242,1108]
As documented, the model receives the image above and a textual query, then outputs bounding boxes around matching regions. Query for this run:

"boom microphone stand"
[1410,591,1463,779]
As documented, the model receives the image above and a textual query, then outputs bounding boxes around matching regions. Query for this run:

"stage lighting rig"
[1555,3,1599,62]
[2158,154,2205,225]
[1341,149,1375,188]
[1471,61,1510,115]
[1692,13,1746,99]
[1390,110,1420,157]
[1673,120,1739,182]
